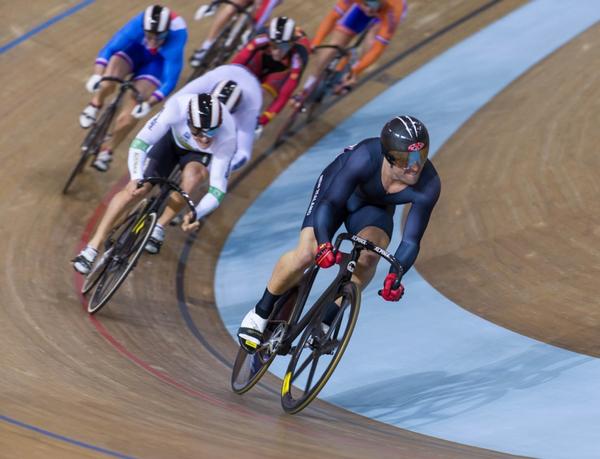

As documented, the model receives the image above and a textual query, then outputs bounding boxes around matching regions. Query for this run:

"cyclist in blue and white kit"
[79,5,187,172]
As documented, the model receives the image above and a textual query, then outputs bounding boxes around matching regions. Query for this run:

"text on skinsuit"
[306,174,324,216]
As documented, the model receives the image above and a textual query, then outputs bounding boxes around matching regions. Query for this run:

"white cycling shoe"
[72,246,98,275]
[144,224,165,254]
[237,308,268,353]
[189,48,208,68]
[79,104,99,128]
[91,150,113,172]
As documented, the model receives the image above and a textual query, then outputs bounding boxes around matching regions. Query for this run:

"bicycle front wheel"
[87,210,157,314]
[81,199,149,295]
[281,281,360,414]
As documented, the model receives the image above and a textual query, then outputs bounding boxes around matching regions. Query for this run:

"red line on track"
[70,179,382,450]
[71,176,259,418]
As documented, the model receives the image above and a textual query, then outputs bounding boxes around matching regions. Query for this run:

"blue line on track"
[0,414,135,458]
[0,0,95,55]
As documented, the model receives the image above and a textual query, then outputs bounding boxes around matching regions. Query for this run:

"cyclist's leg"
[266,167,345,297]
[90,54,131,107]
[102,79,157,152]
[353,226,390,288]
[266,227,319,296]
[200,0,252,48]
[345,204,393,290]
[253,0,280,29]
[303,29,354,93]
[309,204,391,325]
[239,170,343,347]
[102,61,161,153]
[86,180,152,251]
[303,5,373,91]
[156,154,209,227]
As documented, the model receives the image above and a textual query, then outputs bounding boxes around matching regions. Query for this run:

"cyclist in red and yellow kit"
[232,16,311,131]
[301,0,406,94]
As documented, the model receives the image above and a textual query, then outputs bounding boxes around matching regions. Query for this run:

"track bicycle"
[187,0,256,82]
[231,232,402,414]
[273,29,370,148]
[81,177,197,315]
[62,77,141,194]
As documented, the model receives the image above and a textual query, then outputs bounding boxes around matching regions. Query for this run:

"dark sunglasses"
[385,150,428,169]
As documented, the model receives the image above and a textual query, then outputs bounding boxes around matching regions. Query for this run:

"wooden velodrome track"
[6,0,597,457]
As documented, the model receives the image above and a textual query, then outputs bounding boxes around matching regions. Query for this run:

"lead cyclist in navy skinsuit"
[238,115,441,351]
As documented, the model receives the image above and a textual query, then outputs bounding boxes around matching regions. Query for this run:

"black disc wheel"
[231,288,299,394]
[87,209,157,314]
[281,281,360,414]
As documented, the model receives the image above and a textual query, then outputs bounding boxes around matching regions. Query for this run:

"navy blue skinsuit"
[302,137,441,275]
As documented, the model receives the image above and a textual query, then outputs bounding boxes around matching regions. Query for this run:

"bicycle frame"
[82,77,140,151]
[138,176,198,223]
[271,233,402,356]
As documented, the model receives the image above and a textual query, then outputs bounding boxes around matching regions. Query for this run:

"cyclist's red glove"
[315,242,342,269]
[379,273,404,301]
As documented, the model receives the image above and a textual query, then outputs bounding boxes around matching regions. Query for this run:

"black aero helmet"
[188,93,222,136]
[380,115,429,167]
[211,80,242,113]
[143,5,171,35]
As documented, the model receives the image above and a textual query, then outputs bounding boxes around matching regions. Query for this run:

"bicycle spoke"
[304,354,320,395]
[291,349,316,385]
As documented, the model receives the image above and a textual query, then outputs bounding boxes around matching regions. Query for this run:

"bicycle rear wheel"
[87,209,157,314]
[281,281,360,414]
[231,287,299,394]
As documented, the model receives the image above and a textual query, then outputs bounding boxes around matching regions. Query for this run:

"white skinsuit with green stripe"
[128,93,237,220]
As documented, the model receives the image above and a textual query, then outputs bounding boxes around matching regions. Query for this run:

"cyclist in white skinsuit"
[179,64,262,172]
[72,93,237,273]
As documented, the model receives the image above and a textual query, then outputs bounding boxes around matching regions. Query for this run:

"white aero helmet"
[143,5,171,35]
[211,80,242,113]
[268,16,296,43]
[188,93,222,137]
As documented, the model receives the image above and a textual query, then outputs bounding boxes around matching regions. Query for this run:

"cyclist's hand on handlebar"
[85,74,103,93]
[181,212,200,232]
[315,242,342,269]
[126,180,149,197]
[379,272,404,302]
[131,101,151,119]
